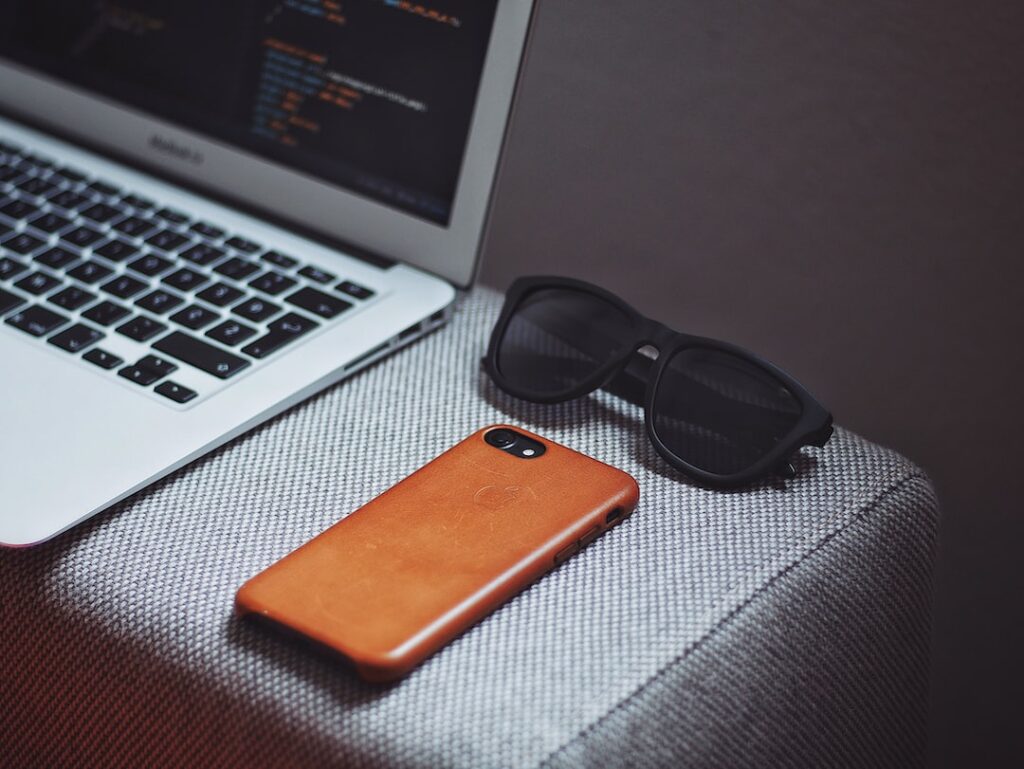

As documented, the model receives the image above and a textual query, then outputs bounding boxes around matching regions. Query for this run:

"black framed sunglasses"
[483,276,833,487]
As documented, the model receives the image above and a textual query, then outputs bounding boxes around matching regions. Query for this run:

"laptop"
[0,0,536,546]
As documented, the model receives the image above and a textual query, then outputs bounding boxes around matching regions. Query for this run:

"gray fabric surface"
[0,287,937,769]
[544,474,937,769]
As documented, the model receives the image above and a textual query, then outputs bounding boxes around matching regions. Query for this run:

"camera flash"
[522,449,536,456]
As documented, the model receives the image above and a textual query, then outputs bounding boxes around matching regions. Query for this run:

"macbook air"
[0,0,536,545]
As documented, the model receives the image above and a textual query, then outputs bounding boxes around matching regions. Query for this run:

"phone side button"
[554,542,579,566]
[579,526,602,548]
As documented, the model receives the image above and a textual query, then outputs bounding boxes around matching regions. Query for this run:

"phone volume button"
[578,526,602,548]
[554,542,579,566]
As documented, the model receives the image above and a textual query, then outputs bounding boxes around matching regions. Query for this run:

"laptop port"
[398,322,421,341]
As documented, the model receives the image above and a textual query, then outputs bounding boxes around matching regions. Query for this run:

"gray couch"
[0,288,938,768]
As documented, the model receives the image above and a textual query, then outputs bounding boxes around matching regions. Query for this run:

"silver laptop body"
[0,0,535,545]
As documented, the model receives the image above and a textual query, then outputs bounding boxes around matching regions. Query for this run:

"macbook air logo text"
[148,135,204,165]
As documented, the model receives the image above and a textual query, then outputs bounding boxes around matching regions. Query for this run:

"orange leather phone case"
[235,425,640,682]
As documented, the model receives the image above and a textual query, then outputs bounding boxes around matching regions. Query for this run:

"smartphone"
[236,425,639,682]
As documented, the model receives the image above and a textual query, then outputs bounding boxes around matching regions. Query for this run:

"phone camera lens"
[485,429,517,449]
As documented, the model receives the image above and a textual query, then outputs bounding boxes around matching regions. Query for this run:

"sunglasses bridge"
[595,318,677,400]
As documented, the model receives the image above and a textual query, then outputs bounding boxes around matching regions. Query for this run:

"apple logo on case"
[474,485,530,510]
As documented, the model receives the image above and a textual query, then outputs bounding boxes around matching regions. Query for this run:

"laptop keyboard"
[0,136,378,406]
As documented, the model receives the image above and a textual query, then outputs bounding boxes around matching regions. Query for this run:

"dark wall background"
[478,2,1023,766]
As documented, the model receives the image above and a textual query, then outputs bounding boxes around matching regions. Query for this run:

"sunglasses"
[483,276,833,487]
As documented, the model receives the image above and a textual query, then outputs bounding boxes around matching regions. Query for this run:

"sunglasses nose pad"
[603,348,657,407]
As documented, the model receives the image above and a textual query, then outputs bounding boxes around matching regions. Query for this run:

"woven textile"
[0,287,937,768]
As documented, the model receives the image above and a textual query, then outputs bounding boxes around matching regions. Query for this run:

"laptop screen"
[0,0,499,227]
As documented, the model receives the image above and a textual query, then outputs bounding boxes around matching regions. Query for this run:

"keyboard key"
[298,265,335,284]
[28,211,72,234]
[102,274,148,299]
[285,286,351,319]
[35,246,78,270]
[137,354,178,377]
[0,287,26,315]
[249,271,297,296]
[67,261,114,284]
[225,236,260,254]
[170,304,219,330]
[11,158,37,175]
[163,267,209,292]
[13,154,42,168]
[95,239,140,263]
[3,231,45,255]
[5,304,68,336]
[62,225,105,248]
[233,296,281,322]
[136,289,184,314]
[47,190,91,211]
[0,257,29,280]
[206,319,257,346]
[81,300,130,326]
[112,216,158,238]
[23,153,55,169]
[241,312,319,359]
[53,166,87,184]
[262,251,299,269]
[283,312,329,334]
[190,221,225,240]
[157,207,190,225]
[153,331,250,379]
[48,323,103,353]
[127,253,173,276]
[213,256,260,281]
[88,180,121,197]
[155,381,197,404]
[181,243,224,266]
[83,347,123,369]
[81,202,122,223]
[49,286,96,310]
[196,282,244,307]
[122,194,155,210]
[17,177,57,198]
[15,271,62,296]
[118,365,162,386]
[0,199,39,221]
[146,229,190,253]
[116,315,167,342]
[336,280,375,300]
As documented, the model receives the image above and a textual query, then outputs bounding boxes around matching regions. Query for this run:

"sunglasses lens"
[652,347,802,477]
[496,288,634,397]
